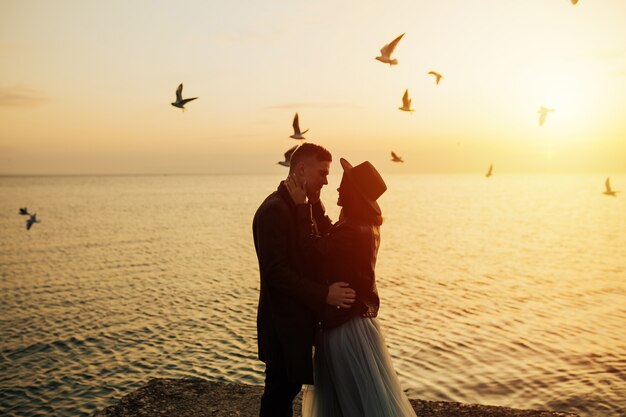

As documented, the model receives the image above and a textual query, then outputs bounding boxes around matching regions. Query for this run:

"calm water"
[0,174,624,417]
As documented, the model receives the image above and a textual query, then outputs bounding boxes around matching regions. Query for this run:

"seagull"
[278,145,298,167]
[290,113,309,140]
[26,213,40,231]
[538,106,555,126]
[485,164,493,178]
[171,83,198,111]
[19,207,29,215]
[391,151,404,163]
[398,89,414,112]
[603,177,618,197]
[428,71,443,85]
[375,33,405,66]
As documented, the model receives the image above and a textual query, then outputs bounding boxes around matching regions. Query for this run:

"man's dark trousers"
[259,353,302,417]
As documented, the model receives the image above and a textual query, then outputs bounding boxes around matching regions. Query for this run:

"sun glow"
[1,1,625,174]
[519,61,600,137]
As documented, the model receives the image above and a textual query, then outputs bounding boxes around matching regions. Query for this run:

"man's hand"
[307,188,321,205]
[285,174,307,205]
[326,282,356,309]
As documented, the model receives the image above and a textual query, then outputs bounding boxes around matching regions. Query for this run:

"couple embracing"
[253,143,416,417]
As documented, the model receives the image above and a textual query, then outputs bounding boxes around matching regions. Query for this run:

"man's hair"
[288,143,332,173]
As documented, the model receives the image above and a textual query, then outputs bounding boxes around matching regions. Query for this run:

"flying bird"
[375,33,405,66]
[428,71,443,85]
[278,145,298,167]
[485,164,493,178]
[398,89,414,112]
[26,213,40,231]
[19,207,29,215]
[171,83,198,111]
[290,113,309,140]
[538,106,555,126]
[603,177,618,197]
[390,151,404,163]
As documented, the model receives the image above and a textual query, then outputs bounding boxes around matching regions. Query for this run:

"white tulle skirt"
[302,316,417,417]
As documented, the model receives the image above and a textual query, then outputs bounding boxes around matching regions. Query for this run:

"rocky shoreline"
[93,378,580,417]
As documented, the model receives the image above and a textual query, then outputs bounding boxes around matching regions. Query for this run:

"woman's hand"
[285,174,307,205]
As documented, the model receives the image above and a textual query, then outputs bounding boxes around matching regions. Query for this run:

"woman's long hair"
[339,175,383,226]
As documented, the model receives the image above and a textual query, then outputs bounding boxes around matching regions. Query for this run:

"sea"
[0,173,624,417]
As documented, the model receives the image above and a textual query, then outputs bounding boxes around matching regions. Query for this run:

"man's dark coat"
[253,182,332,384]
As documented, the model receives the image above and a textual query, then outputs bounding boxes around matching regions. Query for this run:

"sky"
[1,0,625,175]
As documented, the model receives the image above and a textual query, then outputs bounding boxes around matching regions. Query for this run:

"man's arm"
[306,202,356,308]
[295,204,358,264]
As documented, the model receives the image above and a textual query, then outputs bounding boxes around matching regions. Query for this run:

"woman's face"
[337,174,349,207]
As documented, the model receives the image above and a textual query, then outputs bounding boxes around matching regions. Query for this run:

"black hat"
[340,158,387,214]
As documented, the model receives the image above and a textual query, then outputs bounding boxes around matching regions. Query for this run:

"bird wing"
[180,97,198,105]
[381,33,404,57]
[285,145,298,160]
[428,71,442,84]
[605,177,612,192]
[387,33,404,54]
[391,151,398,159]
[402,90,409,106]
[26,218,33,230]
[539,112,547,126]
[176,83,183,101]
[292,113,301,135]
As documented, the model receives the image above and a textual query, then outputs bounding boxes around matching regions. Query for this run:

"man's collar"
[277,180,297,209]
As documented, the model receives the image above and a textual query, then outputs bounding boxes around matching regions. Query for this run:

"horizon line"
[1,171,625,177]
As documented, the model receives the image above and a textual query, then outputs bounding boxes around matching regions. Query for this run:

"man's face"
[302,159,330,196]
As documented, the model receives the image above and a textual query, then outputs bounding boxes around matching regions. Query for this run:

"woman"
[285,158,416,417]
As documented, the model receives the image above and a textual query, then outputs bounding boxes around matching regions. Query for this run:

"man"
[253,143,355,417]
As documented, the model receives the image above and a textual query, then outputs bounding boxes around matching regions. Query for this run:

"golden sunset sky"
[1,0,625,174]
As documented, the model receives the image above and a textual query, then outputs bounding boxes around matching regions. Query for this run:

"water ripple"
[1,174,625,417]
